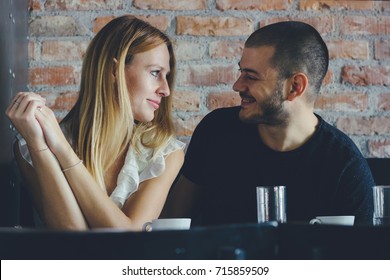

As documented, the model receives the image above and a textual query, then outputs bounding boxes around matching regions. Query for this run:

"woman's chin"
[134,114,154,123]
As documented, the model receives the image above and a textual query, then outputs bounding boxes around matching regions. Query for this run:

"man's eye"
[245,75,258,81]
[238,68,257,81]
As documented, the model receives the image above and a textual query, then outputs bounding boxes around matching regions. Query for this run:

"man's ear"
[112,58,118,80]
[287,73,308,101]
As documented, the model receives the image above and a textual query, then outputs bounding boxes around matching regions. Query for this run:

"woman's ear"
[287,73,308,101]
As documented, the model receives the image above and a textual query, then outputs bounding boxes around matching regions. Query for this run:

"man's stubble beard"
[239,82,289,126]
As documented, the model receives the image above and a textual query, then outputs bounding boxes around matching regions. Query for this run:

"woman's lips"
[147,99,160,110]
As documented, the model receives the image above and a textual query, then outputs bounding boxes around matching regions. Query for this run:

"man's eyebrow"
[238,62,259,75]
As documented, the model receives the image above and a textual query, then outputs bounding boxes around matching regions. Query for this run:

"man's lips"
[240,94,256,104]
[147,99,160,109]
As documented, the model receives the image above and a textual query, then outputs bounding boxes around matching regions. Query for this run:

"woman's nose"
[157,78,170,97]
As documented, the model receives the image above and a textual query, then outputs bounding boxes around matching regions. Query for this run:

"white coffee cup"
[142,218,191,232]
[309,215,355,226]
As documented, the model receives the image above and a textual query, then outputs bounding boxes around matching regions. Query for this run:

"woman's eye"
[151,70,160,78]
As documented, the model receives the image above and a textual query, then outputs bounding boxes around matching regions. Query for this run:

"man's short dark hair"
[245,21,329,96]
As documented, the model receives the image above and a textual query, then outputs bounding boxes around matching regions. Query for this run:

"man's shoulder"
[205,106,240,119]
[316,115,363,156]
[200,106,241,126]
[192,106,245,141]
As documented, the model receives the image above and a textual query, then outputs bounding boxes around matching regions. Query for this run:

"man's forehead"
[239,46,277,77]
[241,45,275,63]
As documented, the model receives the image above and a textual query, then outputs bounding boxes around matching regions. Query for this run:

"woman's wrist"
[54,142,82,171]
[28,145,49,153]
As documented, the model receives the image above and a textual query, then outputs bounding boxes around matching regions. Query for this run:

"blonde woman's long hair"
[62,15,176,190]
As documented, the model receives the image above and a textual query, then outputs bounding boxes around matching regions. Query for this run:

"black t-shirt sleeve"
[181,112,214,185]
[337,156,374,225]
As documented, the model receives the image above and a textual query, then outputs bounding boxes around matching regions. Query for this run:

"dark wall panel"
[0,0,28,226]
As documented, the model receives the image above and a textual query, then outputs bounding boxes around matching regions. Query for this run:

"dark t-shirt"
[182,106,374,226]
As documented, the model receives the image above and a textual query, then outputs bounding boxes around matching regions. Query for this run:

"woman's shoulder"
[161,137,186,155]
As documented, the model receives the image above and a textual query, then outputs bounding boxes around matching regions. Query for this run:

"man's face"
[233,46,289,126]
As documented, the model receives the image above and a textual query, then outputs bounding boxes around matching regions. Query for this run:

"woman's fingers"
[6,92,46,114]
[5,92,48,147]
[18,92,46,113]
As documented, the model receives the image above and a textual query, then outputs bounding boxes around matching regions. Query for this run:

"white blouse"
[16,129,185,208]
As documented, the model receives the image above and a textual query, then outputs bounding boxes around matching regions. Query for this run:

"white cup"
[309,215,355,226]
[142,218,191,232]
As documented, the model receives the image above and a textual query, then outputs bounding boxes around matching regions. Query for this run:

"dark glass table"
[1,223,389,260]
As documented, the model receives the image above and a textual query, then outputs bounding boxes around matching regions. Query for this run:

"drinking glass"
[256,186,286,224]
[373,185,390,226]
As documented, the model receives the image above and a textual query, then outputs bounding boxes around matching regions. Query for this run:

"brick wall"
[27,0,390,157]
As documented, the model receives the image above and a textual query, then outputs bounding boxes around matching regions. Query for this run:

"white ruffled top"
[16,128,185,208]
[110,138,185,207]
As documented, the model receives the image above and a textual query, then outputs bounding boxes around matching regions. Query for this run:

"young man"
[163,21,374,226]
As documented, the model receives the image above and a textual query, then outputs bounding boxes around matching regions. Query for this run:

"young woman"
[6,15,185,230]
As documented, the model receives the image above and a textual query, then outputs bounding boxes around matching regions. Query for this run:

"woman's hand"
[5,92,47,149]
[34,104,72,156]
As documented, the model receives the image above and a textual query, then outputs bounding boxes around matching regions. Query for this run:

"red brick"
[341,66,390,86]
[327,40,369,60]
[377,1,390,12]
[177,64,237,87]
[93,16,116,33]
[133,0,206,10]
[38,91,79,111]
[28,41,35,61]
[209,40,244,60]
[29,66,80,86]
[322,71,333,86]
[314,92,368,112]
[336,117,390,136]
[28,0,42,11]
[375,39,390,60]
[207,91,241,110]
[174,115,205,136]
[340,16,390,35]
[41,41,89,61]
[93,15,170,33]
[29,16,87,36]
[51,91,79,111]
[377,93,390,111]
[262,16,334,36]
[300,0,374,11]
[172,91,201,112]
[44,0,123,10]
[216,0,292,11]
[176,16,253,36]
[368,140,390,158]
[174,41,205,61]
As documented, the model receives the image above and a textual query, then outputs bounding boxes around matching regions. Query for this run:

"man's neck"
[257,112,319,152]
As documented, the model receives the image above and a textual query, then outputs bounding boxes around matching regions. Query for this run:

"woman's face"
[124,44,171,123]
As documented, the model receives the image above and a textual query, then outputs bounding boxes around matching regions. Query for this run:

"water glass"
[256,186,287,224]
[373,185,390,226]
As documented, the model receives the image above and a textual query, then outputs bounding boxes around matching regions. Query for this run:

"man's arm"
[160,174,203,220]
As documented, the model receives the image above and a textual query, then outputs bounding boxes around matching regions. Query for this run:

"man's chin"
[238,110,258,124]
[239,110,285,126]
